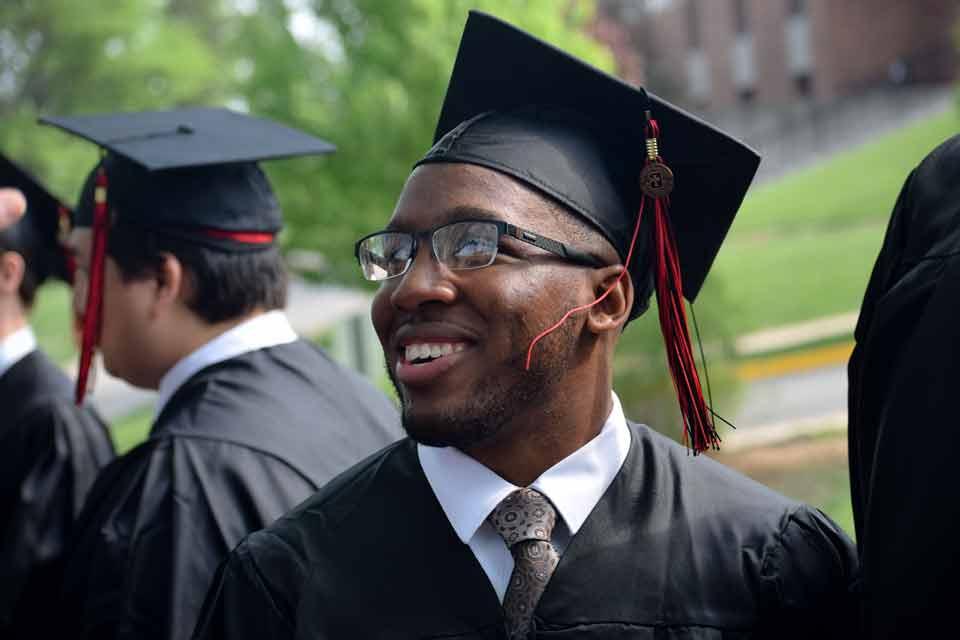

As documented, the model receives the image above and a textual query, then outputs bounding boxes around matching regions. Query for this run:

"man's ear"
[0,250,25,296]
[585,264,633,335]
[153,252,185,309]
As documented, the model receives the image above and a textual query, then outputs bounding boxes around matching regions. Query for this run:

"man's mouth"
[403,341,467,365]
[395,340,471,386]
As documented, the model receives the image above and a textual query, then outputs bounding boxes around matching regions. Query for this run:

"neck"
[0,300,27,342]
[152,307,268,388]
[463,366,613,487]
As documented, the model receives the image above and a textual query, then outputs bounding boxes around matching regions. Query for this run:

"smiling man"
[194,13,857,640]
[38,108,401,640]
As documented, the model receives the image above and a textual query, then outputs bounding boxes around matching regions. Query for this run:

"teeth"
[404,342,465,362]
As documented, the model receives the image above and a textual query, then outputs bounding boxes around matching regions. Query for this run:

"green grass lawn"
[710,221,887,334]
[734,110,960,233]
[110,407,154,454]
[706,108,959,336]
[30,282,76,365]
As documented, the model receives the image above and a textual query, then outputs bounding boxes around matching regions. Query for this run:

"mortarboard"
[0,154,74,285]
[39,107,335,403]
[415,12,761,452]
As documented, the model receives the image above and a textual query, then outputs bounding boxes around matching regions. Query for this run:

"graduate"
[848,134,960,638]
[193,14,858,640]
[40,108,402,640]
[0,155,114,639]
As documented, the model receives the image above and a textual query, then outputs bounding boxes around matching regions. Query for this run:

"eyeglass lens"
[359,220,500,281]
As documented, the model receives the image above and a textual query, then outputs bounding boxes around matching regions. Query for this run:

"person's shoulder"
[627,421,815,545]
[235,438,414,565]
[630,420,799,507]
[1,348,73,416]
[627,421,857,625]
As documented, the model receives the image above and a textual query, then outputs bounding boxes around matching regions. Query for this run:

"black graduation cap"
[417,11,760,307]
[37,107,335,405]
[415,12,761,452]
[40,107,335,244]
[0,154,73,284]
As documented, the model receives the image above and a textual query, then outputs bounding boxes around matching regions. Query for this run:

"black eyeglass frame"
[354,218,604,281]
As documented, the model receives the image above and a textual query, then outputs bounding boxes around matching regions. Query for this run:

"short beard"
[388,319,577,451]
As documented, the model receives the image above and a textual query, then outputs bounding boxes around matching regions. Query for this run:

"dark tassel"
[642,115,720,454]
[75,168,108,405]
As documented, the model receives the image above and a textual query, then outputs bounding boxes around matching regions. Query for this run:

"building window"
[785,0,813,95]
[731,30,756,95]
[686,49,711,103]
[686,0,702,49]
[733,0,749,35]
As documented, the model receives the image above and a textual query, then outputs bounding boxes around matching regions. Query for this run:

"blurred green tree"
[225,0,610,284]
[0,0,224,194]
[0,0,737,443]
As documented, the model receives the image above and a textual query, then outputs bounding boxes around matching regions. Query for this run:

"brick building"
[593,0,958,112]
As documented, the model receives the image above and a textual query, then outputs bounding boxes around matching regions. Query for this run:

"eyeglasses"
[354,218,603,282]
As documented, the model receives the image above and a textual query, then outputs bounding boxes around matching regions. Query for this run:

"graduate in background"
[0,155,114,640]
[194,14,858,639]
[41,108,402,640]
[848,134,960,638]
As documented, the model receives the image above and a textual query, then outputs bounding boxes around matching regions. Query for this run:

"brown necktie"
[487,488,560,640]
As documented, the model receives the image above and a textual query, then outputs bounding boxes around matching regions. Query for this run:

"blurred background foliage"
[1,0,731,442]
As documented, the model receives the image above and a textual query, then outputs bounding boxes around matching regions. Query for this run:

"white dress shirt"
[0,325,37,379]
[155,310,298,417]
[418,391,632,603]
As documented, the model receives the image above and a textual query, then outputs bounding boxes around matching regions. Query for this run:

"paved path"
[733,364,847,431]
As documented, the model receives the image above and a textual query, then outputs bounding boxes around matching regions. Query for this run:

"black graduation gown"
[847,134,960,638]
[0,348,114,639]
[193,422,858,639]
[57,339,401,640]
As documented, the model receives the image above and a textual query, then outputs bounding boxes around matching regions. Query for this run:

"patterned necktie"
[487,488,560,640]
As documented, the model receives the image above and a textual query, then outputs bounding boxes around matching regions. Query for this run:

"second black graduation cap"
[40,107,335,245]
[37,107,334,405]
[416,11,760,308]
[0,154,73,283]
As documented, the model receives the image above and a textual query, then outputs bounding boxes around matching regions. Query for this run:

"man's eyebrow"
[444,205,500,222]
[384,205,501,231]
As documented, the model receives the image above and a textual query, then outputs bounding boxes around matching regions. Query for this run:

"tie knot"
[487,487,557,548]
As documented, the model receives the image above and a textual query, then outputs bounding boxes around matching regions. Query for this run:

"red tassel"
[200,228,275,244]
[644,118,719,454]
[522,113,721,453]
[57,205,77,284]
[75,168,109,405]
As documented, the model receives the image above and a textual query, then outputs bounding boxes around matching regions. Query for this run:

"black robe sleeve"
[0,399,113,638]
[193,533,298,640]
[757,506,859,639]
[848,135,960,638]
[59,437,316,640]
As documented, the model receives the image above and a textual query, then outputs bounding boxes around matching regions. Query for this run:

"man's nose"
[388,241,458,311]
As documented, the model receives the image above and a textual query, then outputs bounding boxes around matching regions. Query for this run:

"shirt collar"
[0,325,37,379]
[155,310,297,417]
[418,391,631,544]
